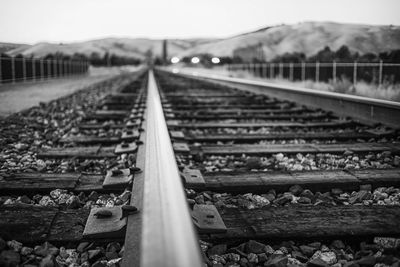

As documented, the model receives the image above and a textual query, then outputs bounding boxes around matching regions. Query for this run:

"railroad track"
[0,68,399,267]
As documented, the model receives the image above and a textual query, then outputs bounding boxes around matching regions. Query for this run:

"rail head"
[140,70,203,267]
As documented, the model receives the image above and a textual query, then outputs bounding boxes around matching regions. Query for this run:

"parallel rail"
[161,68,400,129]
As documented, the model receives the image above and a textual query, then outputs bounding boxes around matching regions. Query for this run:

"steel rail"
[136,70,203,267]
[160,68,400,129]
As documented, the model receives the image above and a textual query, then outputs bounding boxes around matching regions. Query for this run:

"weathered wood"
[173,112,330,120]
[48,208,90,242]
[0,205,58,242]
[79,123,124,130]
[0,173,79,192]
[169,103,287,110]
[37,146,116,159]
[194,142,400,155]
[169,120,355,129]
[187,131,387,142]
[84,110,129,120]
[59,136,121,145]
[186,168,400,192]
[0,173,108,192]
[206,205,400,240]
[170,107,309,115]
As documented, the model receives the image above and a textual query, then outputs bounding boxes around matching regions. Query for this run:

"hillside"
[0,42,30,55]
[5,38,216,59]
[177,21,400,60]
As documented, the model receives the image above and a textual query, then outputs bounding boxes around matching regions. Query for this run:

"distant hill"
[5,38,217,59]
[178,21,400,60]
[3,21,400,61]
[0,42,30,55]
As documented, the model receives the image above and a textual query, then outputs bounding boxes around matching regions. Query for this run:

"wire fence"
[0,56,90,84]
[226,61,400,85]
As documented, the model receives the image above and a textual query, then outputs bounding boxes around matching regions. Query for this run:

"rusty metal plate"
[173,142,190,153]
[121,129,140,141]
[103,169,133,189]
[83,207,127,239]
[115,142,138,154]
[181,169,205,188]
[170,131,185,139]
[191,205,227,234]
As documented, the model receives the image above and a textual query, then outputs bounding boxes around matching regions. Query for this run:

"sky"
[0,0,399,44]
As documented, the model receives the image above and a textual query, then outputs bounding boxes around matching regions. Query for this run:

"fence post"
[333,61,336,84]
[270,63,274,78]
[301,62,305,81]
[315,61,320,83]
[379,60,383,86]
[22,57,26,82]
[32,58,36,81]
[11,57,16,84]
[263,63,267,78]
[289,63,293,81]
[40,59,44,81]
[279,62,283,78]
[54,59,57,77]
[47,60,51,79]
[0,57,2,84]
[353,61,357,85]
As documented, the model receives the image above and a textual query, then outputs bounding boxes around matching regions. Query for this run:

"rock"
[0,237,5,252]
[77,242,90,253]
[209,254,226,265]
[66,195,81,208]
[331,240,345,250]
[331,188,343,195]
[105,251,119,261]
[247,253,258,263]
[20,246,33,256]
[246,157,262,169]
[292,250,308,263]
[298,197,312,204]
[275,153,285,161]
[88,191,99,201]
[289,185,303,196]
[246,240,266,254]
[88,249,103,262]
[223,253,240,263]
[300,245,317,257]
[300,189,314,199]
[258,253,268,263]
[311,251,337,265]
[264,254,288,267]
[39,196,57,207]
[34,242,59,257]
[39,255,55,267]
[356,255,376,267]
[208,244,227,256]
[374,237,400,249]
[6,240,22,252]
[92,260,108,267]
[118,190,131,203]
[106,242,121,253]
[17,195,31,204]
[264,245,275,255]
[275,195,292,205]
[107,258,122,267]
[0,250,21,266]
[307,257,329,267]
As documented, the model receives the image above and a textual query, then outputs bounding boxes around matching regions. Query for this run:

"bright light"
[172,68,179,74]
[171,57,180,64]
[191,57,200,64]
[211,57,220,64]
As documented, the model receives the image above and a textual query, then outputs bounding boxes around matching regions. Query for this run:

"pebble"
[0,250,21,266]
